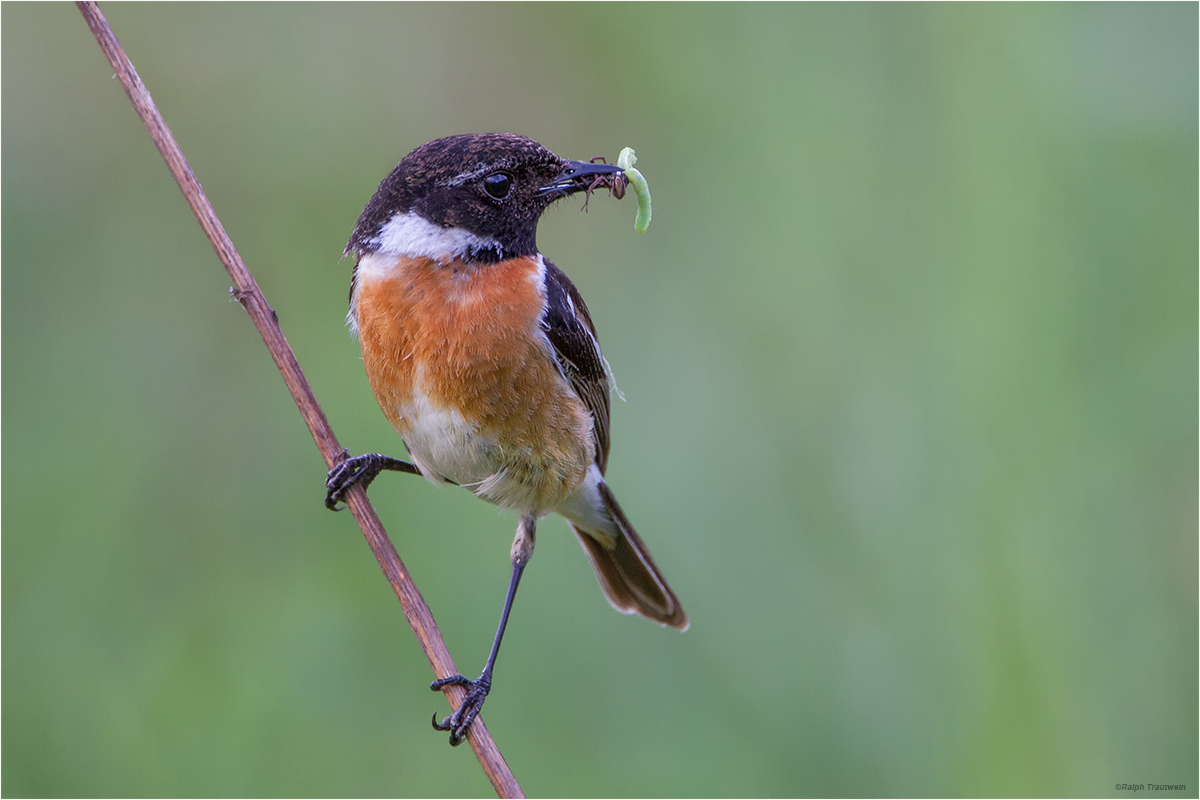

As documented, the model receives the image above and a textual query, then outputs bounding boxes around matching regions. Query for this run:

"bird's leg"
[431,514,535,746]
[324,451,423,510]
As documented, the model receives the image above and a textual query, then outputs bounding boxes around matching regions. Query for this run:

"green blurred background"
[4,3,1196,797]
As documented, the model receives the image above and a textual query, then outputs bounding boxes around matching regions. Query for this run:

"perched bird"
[325,133,687,745]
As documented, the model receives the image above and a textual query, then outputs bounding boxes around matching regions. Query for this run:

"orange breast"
[352,253,594,510]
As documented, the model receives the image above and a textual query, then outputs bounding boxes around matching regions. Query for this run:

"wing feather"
[540,260,612,474]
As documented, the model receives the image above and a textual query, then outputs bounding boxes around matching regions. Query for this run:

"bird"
[324,133,687,746]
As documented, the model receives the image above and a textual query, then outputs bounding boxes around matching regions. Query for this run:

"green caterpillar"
[617,147,652,233]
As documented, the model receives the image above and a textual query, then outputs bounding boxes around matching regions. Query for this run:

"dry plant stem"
[74,4,523,797]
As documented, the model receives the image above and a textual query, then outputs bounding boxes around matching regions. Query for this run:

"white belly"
[399,385,548,514]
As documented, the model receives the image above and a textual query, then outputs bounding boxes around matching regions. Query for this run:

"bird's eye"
[483,172,513,200]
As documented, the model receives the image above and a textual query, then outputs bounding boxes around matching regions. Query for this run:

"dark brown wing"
[540,259,612,474]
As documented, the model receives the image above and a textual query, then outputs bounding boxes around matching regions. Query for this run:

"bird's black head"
[346,133,623,265]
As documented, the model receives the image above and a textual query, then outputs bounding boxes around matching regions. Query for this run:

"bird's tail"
[569,481,689,631]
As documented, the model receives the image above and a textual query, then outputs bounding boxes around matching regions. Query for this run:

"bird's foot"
[430,673,492,746]
[324,453,388,510]
[325,453,428,510]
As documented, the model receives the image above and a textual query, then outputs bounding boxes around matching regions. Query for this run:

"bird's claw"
[324,454,382,510]
[431,673,492,747]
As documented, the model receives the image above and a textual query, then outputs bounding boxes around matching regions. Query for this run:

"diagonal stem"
[73,3,522,797]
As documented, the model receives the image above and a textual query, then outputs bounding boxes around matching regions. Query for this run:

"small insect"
[609,171,627,200]
[580,157,627,210]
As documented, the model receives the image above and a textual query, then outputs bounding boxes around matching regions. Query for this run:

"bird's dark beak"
[539,160,624,198]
